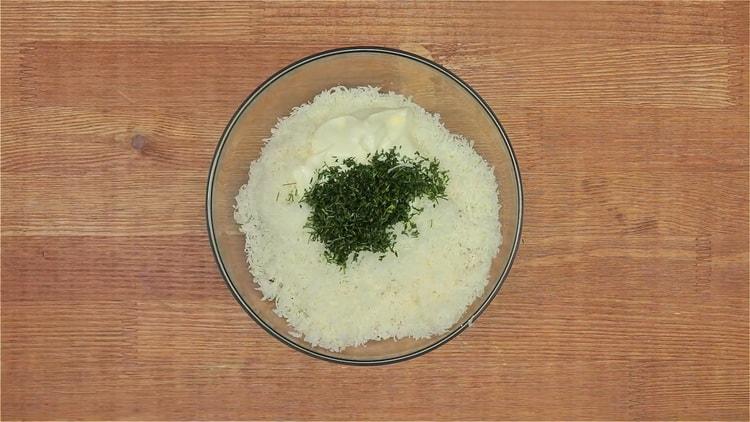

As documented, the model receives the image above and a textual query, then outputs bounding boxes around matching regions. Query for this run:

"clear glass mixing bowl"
[207,47,523,364]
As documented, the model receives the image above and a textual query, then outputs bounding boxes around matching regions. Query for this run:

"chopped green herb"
[286,186,298,203]
[300,147,449,268]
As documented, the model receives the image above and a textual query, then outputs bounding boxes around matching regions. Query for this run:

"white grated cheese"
[234,86,501,351]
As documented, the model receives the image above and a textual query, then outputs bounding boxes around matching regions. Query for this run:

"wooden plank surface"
[2,1,748,420]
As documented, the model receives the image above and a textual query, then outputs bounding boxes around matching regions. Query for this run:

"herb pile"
[300,147,449,268]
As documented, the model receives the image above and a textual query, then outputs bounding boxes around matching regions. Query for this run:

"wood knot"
[131,134,147,151]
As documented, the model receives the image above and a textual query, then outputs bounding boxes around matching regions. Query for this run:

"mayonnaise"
[292,108,416,188]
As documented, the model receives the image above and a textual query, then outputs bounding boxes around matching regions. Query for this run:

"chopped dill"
[286,186,298,203]
[300,147,449,268]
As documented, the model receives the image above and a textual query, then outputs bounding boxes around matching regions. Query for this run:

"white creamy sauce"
[292,108,417,189]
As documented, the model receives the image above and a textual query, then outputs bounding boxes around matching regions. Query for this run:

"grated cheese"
[234,86,501,351]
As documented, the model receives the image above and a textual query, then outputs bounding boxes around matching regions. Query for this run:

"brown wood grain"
[2,1,748,420]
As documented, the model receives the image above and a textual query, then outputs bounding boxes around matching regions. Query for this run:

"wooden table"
[2,2,748,420]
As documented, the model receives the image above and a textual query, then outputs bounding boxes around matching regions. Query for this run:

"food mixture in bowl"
[234,86,501,351]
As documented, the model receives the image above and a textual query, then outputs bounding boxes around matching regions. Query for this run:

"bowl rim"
[206,46,524,365]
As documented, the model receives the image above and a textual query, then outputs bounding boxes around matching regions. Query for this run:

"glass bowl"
[207,47,523,365]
